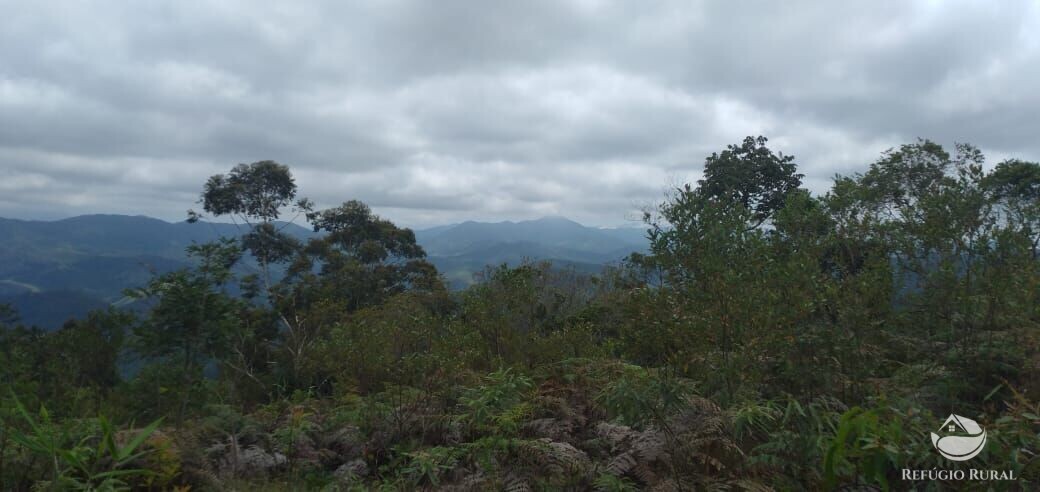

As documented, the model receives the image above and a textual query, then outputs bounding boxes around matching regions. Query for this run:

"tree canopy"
[2,141,1038,490]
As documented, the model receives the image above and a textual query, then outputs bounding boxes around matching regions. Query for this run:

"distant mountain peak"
[532,215,579,224]
[57,214,172,224]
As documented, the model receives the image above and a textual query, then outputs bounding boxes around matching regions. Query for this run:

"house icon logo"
[931,414,987,461]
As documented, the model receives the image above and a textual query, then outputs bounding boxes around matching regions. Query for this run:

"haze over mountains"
[0,214,648,329]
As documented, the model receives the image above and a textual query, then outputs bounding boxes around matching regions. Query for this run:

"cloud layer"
[2,1,1039,226]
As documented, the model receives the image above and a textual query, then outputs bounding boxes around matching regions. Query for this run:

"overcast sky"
[2,1,1039,228]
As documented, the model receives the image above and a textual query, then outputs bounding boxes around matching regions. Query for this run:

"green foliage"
[400,446,459,487]
[459,368,534,435]
[129,238,244,424]
[593,473,640,492]
[197,160,301,224]
[597,367,693,428]
[8,395,161,491]
[698,135,804,227]
[460,261,608,368]
[823,407,900,490]
[5,142,1039,488]
[296,200,443,312]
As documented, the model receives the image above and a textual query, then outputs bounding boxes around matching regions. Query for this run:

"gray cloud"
[1,0,1038,227]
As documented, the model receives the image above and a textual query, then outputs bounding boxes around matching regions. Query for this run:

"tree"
[984,159,1040,203]
[52,310,131,399]
[191,161,315,398]
[131,238,243,423]
[698,135,803,228]
[197,160,300,224]
[842,141,1038,406]
[641,137,805,402]
[301,200,442,311]
[193,160,311,288]
[189,161,447,394]
[984,159,1040,257]
[858,139,953,214]
[266,200,445,389]
[461,262,600,367]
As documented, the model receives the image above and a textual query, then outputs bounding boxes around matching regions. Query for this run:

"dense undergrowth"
[2,138,1039,490]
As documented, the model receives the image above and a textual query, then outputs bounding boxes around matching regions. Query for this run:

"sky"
[2,1,1039,228]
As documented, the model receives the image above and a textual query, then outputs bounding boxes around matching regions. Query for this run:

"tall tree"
[698,135,803,228]
[191,161,314,397]
[193,160,311,288]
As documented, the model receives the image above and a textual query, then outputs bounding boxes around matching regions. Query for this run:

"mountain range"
[0,214,648,329]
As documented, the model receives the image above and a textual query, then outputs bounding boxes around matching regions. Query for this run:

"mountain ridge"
[0,214,649,328]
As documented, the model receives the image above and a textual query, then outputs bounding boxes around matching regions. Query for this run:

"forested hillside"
[0,214,644,327]
[0,216,315,328]
[1,139,1038,490]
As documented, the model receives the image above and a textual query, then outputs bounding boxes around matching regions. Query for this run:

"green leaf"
[117,418,163,464]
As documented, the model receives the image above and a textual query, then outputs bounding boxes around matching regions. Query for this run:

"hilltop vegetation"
[1,138,1038,490]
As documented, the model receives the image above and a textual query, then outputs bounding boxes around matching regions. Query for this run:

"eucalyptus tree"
[188,161,314,395]
[192,160,312,289]
[190,163,445,394]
